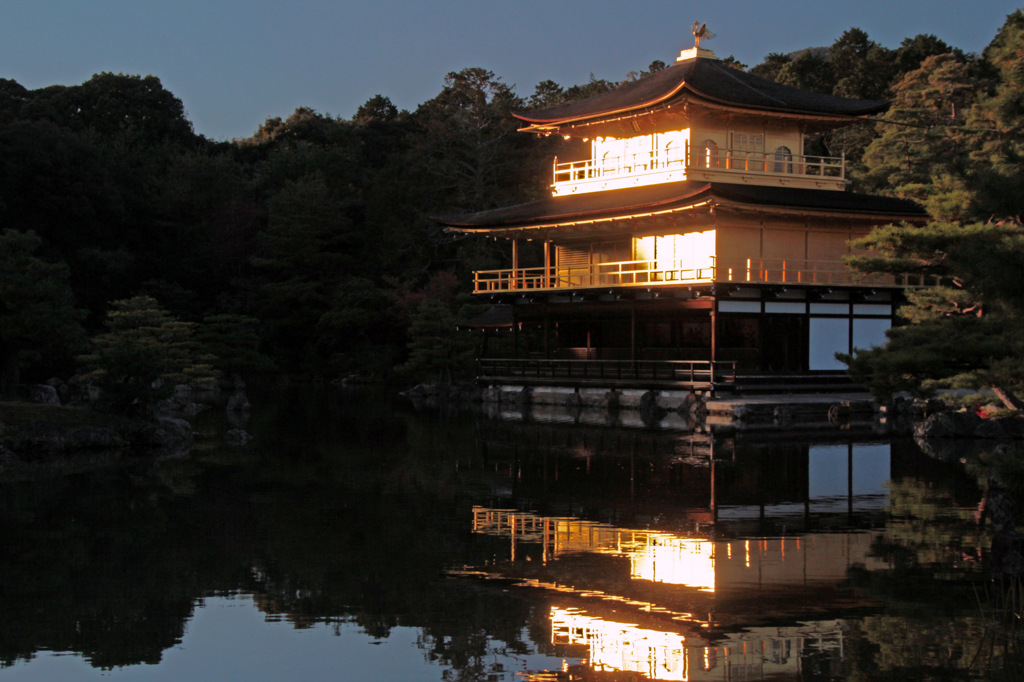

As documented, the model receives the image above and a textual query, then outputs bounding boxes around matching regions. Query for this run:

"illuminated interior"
[472,507,717,591]
[470,507,888,595]
[551,124,844,196]
[548,607,845,680]
[634,230,716,278]
[551,607,688,681]
[630,536,716,590]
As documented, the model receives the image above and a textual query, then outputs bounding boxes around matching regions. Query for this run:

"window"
[732,132,763,153]
[732,132,763,170]
[601,150,616,175]
[664,140,684,166]
[772,145,793,174]
[696,139,720,168]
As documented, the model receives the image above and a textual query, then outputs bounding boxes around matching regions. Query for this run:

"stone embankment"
[1,377,253,475]
[403,382,880,430]
[406,382,1024,441]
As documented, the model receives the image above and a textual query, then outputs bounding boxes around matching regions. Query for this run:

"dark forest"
[3,14,1023,402]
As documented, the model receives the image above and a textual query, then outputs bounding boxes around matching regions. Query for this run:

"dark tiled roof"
[712,183,926,214]
[516,58,888,125]
[440,182,926,230]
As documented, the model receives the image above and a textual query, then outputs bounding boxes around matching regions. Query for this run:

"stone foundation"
[480,384,710,415]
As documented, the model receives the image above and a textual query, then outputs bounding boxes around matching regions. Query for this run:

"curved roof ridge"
[705,60,789,107]
[515,60,696,125]
[438,181,926,231]
[515,58,889,125]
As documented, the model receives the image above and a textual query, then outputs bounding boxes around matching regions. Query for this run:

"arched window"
[772,145,793,174]
[696,139,720,168]
[664,141,684,167]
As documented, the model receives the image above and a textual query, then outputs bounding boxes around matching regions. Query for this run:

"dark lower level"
[472,282,899,376]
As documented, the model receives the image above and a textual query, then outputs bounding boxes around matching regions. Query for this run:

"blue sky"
[3,1,1021,141]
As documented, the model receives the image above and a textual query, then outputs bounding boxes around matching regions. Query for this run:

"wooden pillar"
[710,305,718,363]
[848,442,854,518]
[544,240,552,288]
[710,453,717,520]
[511,238,520,290]
[512,308,519,359]
[630,305,637,363]
[543,311,550,358]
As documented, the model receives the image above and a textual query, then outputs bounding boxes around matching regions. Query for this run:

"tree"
[718,55,748,71]
[844,13,1024,408]
[251,174,352,373]
[829,28,895,100]
[400,298,475,384]
[527,80,565,109]
[195,314,276,380]
[79,296,217,413]
[894,34,962,75]
[0,230,86,396]
[250,172,399,376]
[625,60,668,81]
[859,53,981,218]
[564,74,617,101]
[963,10,1024,220]
[750,52,793,82]
[396,270,477,383]
[353,94,398,125]
[775,50,835,94]
[411,67,527,213]
[0,78,29,123]
[38,73,196,145]
[843,220,1024,409]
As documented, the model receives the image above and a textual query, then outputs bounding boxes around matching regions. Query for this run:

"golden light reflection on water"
[552,606,688,680]
[546,606,846,681]
[470,506,886,595]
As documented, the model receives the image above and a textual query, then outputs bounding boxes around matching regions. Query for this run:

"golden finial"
[692,21,715,49]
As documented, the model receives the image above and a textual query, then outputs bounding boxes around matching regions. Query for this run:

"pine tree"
[845,11,1024,408]
[0,229,86,396]
[80,296,219,413]
[844,221,1024,408]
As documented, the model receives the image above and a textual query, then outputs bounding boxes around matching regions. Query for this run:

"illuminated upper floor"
[438,47,929,291]
[551,132,846,195]
[518,47,885,197]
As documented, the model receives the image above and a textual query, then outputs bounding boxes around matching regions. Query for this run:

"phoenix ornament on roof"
[692,21,715,48]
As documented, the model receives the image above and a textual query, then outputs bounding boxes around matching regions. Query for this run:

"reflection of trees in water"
[0,389,557,674]
[0,467,219,669]
[3,389,1024,679]
[839,445,1024,678]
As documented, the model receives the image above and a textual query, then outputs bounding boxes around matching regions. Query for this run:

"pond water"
[0,388,1021,681]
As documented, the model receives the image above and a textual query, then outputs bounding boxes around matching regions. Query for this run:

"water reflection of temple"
[474,415,896,534]
[463,412,912,680]
[467,506,879,681]
[545,607,846,681]
[471,506,886,594]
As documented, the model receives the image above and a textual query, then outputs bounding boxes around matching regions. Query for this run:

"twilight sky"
[3,1,1021,141]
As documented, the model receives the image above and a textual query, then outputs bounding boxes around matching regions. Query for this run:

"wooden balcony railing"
[552,143,844,193]
[478,358,736,389]
[472,257,938,293]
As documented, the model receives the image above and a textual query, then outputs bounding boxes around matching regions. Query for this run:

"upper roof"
[439,181,927,234]
[516,57,889,128]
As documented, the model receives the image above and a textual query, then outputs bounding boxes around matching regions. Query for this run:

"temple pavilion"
[439,38,929,392]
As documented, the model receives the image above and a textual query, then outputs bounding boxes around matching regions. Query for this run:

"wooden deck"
[478,359,864,396]
[472,258,936,294]
[478,358,737,392]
